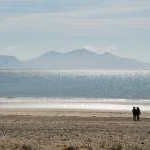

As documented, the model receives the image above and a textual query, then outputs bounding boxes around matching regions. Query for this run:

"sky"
[0,0,150,61]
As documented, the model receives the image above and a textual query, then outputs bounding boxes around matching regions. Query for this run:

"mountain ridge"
[0,55,20,67]
[22,49,150,69]
[0,49,149,69]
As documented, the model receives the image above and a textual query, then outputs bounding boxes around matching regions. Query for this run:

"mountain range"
[0,49,149,69]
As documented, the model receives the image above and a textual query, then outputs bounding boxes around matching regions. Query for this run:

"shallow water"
[0,98,150,112]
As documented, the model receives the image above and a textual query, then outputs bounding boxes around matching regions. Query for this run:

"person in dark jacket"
[132,107,137,121]
[136,107,141,121]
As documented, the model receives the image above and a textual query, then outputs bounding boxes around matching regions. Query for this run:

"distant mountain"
[0,49,149,69]
[0,55,20,67]
[22,49,150,69]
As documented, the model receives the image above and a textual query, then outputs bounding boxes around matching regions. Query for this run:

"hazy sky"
[0,0,150,61]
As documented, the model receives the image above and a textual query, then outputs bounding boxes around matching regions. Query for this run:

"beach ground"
[0,109,149,150]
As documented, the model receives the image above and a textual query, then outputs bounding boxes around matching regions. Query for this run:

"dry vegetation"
[0,115,149,150]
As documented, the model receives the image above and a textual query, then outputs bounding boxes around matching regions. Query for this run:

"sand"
[0,98,150,149]
[0,108,149,150]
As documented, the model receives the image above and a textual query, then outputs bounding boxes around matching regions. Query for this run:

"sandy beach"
[0,99,150,150]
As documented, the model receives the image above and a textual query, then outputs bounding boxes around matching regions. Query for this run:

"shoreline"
[0,98,150,113]
[0,108,150,118]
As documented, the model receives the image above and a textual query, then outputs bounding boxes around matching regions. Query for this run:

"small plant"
[109,143,123,150]
[21,144,37,150]
[62,145,78,150]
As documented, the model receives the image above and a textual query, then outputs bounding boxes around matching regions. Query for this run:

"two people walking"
[132,107,141,121]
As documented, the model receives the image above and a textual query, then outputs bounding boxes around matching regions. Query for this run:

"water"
[0,69,150,100]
